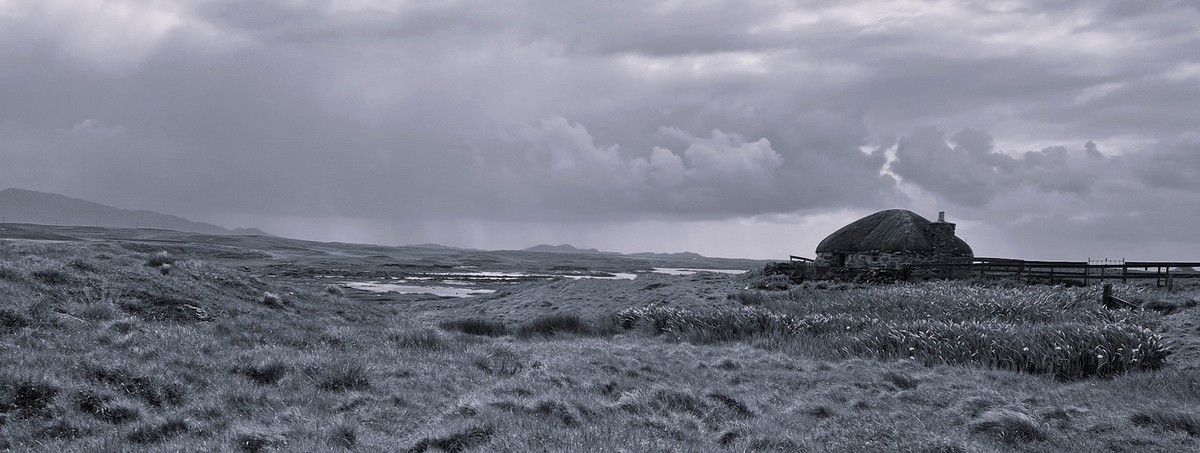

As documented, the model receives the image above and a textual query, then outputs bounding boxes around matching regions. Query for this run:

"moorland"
[0,223,1198,452]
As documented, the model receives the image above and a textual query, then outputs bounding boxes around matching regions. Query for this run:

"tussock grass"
[617,282,1173,379]
[234,427,287,453]
[73,389,141,424]
[316,361,372,392]
[260,292,285,308]
[234,360,288,385]
[1130,410,1200,436]
[969,408,1047,443]
[727,289,768,305]
[0,376,60,419]
[324,284,345,296]
[127,415,190,444]
[706,392,753,418]
[472,345,525,376]
[32,267,71,285]
[406,424,494,453]
[391,328,449,350]
[329,421,358,448]
[81,363,187,407]
[144,251,175,267]
[0,308,31,333]
[440,318,508,337]
[882,371,919,390]
[515,313,588,338]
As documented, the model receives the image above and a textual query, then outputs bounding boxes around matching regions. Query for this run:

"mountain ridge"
[0,188,270,236]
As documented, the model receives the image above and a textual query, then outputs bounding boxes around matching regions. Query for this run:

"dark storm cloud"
[2,0,1199,257]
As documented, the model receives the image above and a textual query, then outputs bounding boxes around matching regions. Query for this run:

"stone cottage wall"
[818,250,935,269]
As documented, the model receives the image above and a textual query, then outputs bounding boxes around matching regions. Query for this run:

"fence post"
[1103,283,1112,307]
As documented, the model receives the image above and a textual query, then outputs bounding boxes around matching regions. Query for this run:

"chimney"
[928,211,957,259]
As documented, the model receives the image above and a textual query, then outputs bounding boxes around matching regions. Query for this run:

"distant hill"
[0,188,270,236]
[628,251,705,259]
[523,244,708,259]
[524,244,605,254]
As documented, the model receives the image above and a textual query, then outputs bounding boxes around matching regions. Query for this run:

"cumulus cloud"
[494,116,788,217]
[70,119,125,136]
[1126,132,1200,190]
[891,127,1106,207]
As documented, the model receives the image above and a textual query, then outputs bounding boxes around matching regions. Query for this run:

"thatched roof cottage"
[815,209,973,268]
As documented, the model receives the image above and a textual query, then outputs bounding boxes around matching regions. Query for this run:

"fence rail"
[779,256,1200,287]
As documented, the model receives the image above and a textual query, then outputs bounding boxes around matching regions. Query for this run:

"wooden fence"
[784,256,1200,287]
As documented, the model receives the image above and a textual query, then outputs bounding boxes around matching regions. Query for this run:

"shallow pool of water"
[652,268,748,276]
[343,282,496,297]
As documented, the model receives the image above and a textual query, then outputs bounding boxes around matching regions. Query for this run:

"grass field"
[1,236,1199,452]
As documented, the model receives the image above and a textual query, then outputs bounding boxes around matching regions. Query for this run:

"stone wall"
[927,221,958,258]
[818,250,936,269]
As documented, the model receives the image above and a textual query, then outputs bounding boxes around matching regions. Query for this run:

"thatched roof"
[815,209,972,255]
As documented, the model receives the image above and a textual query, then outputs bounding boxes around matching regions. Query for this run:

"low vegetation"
[0,238,1198,452]
[627,282,1172,379]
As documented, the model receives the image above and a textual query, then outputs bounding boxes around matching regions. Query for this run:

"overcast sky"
[2,0,1199,260]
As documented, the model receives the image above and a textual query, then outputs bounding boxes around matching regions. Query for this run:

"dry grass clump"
[324,284,345,296]
[315,361,372,392]
[969,408,1047,443]
[406,424,494,453]
[126,415,190,444]
[234,426,288,453]
[329,421,358,448]
[0,376,61,419]
[260,292,285,308]
[73,389,141,424]
[144,251,175,267]
[391,328,449,350]
[472,345,525,376]
[0,308,31,333]
[1129,410,1200,436]
[234,360,289,385]
[727,289,769,305]
[707,391,753,418]
[81,363,187,408]
[440,318,509,337]
[881,371,919,390]
[515,313,588,338]
[31,267,72,285]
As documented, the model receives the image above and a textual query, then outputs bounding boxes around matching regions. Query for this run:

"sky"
[2,0,1199,260]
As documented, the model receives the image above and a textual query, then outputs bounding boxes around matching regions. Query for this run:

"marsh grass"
[390,328,449,350]
[440,318,509,337]
[616,282,1172,379]
[515,313,588,338]
[2,238,1199,451]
